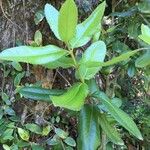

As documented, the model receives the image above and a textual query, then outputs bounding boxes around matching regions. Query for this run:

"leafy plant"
[0,0,144,149]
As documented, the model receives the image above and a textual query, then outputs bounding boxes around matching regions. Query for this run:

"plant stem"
[70,50,78,67]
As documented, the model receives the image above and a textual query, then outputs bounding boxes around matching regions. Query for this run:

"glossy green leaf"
[44,4,60,40]
[78,105,100,150]
[99,113,124,145]
[78,41,106,80]
[139,24,150,45]
[0,45,68,65]
[18,86,64,102]
[94,92,143,140]
[43,56,74,69]
[17,128,29,141]
[51,82,88,111]
[25,123,42,134]
[58,0,78,43]
[70,1,106,48]
[86,50,139,67]
[135,50,150,68]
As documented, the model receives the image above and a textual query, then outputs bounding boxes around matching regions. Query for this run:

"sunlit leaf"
[0,45,68,65]
[44,4,60,39]
[78,41,106,80]
[51,82,88,111]
[70,1,106,48]
[58,0,78,43]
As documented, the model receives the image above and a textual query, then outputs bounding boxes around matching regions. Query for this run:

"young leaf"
[51,82,88,111]
[44,4,60,40]
[58,0,78,43]
[18,86,64,102]
[70,1,106,48]
[98,113,124,145]
[0,45,68,65]
[135,50,150,68]
[78,105,100,150]
[78,41,106,80]
[17,128,29,141]
[94,92,143,140]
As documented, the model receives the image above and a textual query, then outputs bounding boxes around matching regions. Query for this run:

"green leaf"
[18,86,64,102]
[139,24,150,45]
[94,92,143,140]
[3,145,11,150]
[42,125,52,136]
[86,50,139,67]
[0,45,68,65]
[64,137,76,147]
[31,143,44,150]
[58,0,78,43]
[2,129,14,140]
[135,50,150,68]
[25,123,42,134]
[51,82,88,111]
[34,30,42,46]
[34,10,44,25]
[44,4,60,40]
[98,113,124,145]
[55,128,68,139]
[14,72,25,87]
[11,61,22,71]
[17,128,29,141]
[78,41,106,80]
[43,56,74,69]
[78,105,100,150]
[70,1,106,48]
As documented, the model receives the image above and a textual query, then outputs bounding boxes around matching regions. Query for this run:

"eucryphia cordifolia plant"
[0,0,144,149]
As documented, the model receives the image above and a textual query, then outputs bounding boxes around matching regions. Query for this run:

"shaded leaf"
[25,123,42,134]
[18,86,64,102]
[98,113,124,145]
[55,128,68,139]
[94,92,143,140]
[135,50,150,68]
[78,105,100,150]
[64,137,76,147]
